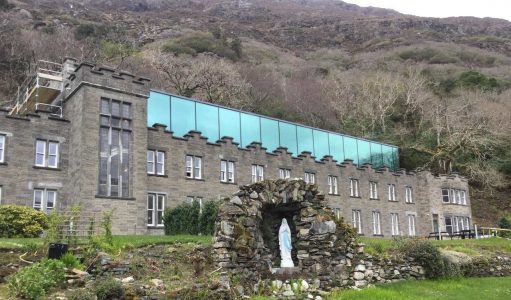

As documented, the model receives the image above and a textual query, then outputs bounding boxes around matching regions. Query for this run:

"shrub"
[67,289,96,300]
[94,276,125,300]
[8,258,66,300]
[162,32,240,60]
[164,201,219,235]
[0,205,48,238]
[59,252,83,270]
[397,238,446,279]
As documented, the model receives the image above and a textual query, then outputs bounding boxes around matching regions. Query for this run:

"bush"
[397,238,448,279]
[94,276,125,300]
[59,252,83,270]
[67,289,96,300]
[0,205,48,238]
[162,32,240,60]
[8,258,66,300]
[164,201,219,235]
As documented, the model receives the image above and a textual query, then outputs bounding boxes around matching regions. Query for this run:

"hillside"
[0,0,510,226]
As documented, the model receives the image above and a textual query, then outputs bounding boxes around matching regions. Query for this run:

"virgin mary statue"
[278,218,294,267]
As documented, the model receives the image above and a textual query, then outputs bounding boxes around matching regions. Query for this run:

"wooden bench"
[428,231,450,240]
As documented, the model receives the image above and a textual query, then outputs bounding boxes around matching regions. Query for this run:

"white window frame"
[279,168,291,179]
[350,179,359,197]
[328,175,338,195]
[388,184,396,201]
[0,134,5,163]
[372,211,382,235]
[450,188,456,204]
[35,140,59,168]
[33,188,57,213]
[369,181,378,199]
[391,213,400,236]
[442,188,450,203]
[460,190,467,205]
[187,196,204,214]
[352,210,362,234]
[407,214,416,236]
[186,155,202,179]
[304,172,316,184]
[220,160,235,183]
[251,164,264,183]
[147,193,165,227]
[147,150,155,174]
[405,186,413,203]
[156,151,165,175]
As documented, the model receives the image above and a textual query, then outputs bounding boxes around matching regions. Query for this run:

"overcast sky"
[345,0,511,21]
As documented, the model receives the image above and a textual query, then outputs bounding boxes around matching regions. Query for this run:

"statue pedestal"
[273,267,301,276]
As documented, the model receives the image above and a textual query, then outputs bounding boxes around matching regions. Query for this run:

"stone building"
[0,58,472,236]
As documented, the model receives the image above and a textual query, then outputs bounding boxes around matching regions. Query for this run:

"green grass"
[0,235,212,250]
[326,277,511,300]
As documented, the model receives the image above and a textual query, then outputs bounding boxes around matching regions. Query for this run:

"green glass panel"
[240,113,261,147]
[261,118,279,152]
[171,96,195,137]
[313,130,329,159]
[196,103,219,141]
[279,122,298,155]
[392,147,399,171]
[328,133,344,163]
[297,126,313,155]
[370,143,383,168]
[343,136,359,165]
[358,140,371,165]
[219,108,241,144]
[147,92,170,128]
[382,145,394,169]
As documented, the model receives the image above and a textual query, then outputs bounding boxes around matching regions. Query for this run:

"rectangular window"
[33,189,56,213]
[251,164,264,183]
[405,186,413,203]
[450,189,456,204]
[350,179,359,197]
[279,168,291,179]
[460,190,467,205]
[98,98,131,197]
[445,216,453,235]
[0,134,5,163]
[455,190,461,204]
[388,184,396,201]
[186,155,202,179]
[333,208,341,220]
[147,193,165,226]
[304,172,316,184]
[220,160,235,183]
[408,214,416,236]
[442,188,450,203]
[391,213,400,236]
[369,181,378,199]
[147,150,165,175]
[352,210,362,234]
[187,196,204,214]
[35,140,59,168]
[372,211,381,235]
[328,175,338,195]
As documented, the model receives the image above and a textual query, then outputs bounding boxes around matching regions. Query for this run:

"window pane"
[381,145,394,170]
[36,140,45,154]
[46,191,56,209]
[171,96,196,137]
[392,147,399,171]
[157,195,164,210]
[101,99,110,115]
[0,135,4,162]
[48,142,58,155]
[343,137,359,165]
[279,122,297,155]
[357,140,371,165]
[147,92,171,128]
[196,103,219,142]
[122,103,131,119]
[219,108,241,144]
[100,116,110,126]
[48,155,57,168]
[328,133,344,163]
[313,130,329,159]
[147,194,154,209]
[240,113,261,148]
[370,143,383,168]
[111,101,121,117]
[36,153,45,166]
[296,126,313,155]
[34,190,43,208]
[260,118,279,154]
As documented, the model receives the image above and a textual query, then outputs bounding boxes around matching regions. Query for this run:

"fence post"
[475,224,478,239]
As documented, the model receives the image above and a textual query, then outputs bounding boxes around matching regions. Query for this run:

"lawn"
[359,236,511,256]
[325,277,511,300]
[0,234,212,250]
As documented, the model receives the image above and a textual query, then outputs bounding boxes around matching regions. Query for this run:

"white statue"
[278,218,294,268]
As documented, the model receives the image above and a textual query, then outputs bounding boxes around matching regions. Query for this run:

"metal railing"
[35,103,63,118]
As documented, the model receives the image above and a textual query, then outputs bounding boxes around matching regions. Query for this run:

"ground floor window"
[372,211,381,235]
[187,196,203,214]
[391,213,400,236]
[333,208,341,220]
[33,189,56,213]
[407,214,416,236]
[147,193,165,226]
[352,210,362,234]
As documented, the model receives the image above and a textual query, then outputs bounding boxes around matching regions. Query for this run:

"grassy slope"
[325,277,511,300]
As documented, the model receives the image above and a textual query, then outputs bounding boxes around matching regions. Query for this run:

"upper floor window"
[388,184,396,201]
[220,160,235,183]
[369,181,378,199]
[147,150,165,175]
[350,178,359,197]
[441,188,467,205]
[405,186,413,203]
[0,134,5,163]
[442,188,450,203]
[147,193,165,227]
[407,214,417,236]
[251,164,264,183]
[304,172,316,184]
[391,213,400,236]
[33,188,56,213]
[279,168,291,179]
[372,211,382,235]
[35,140,59,168]
[460,190,467,205]
[98,98,131,197]
[352,209,362,234]
[328,175,338,195]
[186,155,202,179]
